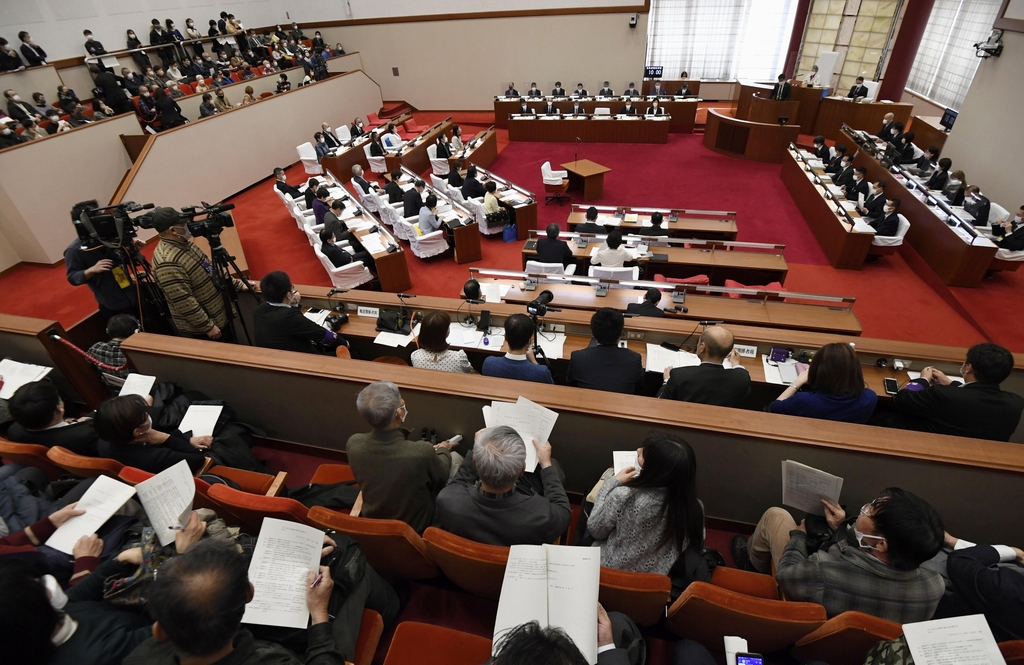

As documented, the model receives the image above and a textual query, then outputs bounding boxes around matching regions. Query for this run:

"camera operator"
[150,207,249,342]
[65,200,141,321]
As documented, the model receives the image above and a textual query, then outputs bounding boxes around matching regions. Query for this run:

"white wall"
[2,0,641,61]
[942,30,1024,212]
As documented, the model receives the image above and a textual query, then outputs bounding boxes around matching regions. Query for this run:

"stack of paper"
[479,282,511,303]
[340,206,359,221]
[781,460,843,514]
[119,374,157,398]
[645,344,700,373]
[761,355,807,385]
[447,322,484,348]
[178,404,223,437]
[482,397,559,473]
[360,234,386,254]
[623,213,639,223]
[0,359,53,400]
[46,475,137,554]
[536,332,566,359]
[242,518,326,629]
[597,216,620,226]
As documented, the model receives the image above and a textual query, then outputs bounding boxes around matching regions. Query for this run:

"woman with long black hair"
[588,432,705,574]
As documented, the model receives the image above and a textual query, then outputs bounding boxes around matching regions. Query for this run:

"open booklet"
[903,614,1006,665]
[782,460,843,515]
[493,545,602,664]
[0,359,52,400]
[482,397,559,473]
[242,517,325,629]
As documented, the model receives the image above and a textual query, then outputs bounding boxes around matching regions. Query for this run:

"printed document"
[645,344,700,374]
[242,518,325,629]
[46,475,136,554]
[613,451,638,474]
[781,460,843,514]
[134,460,195,547]
[0,359,52,399]
[903,614,1005,665]
[119,373,156,398]
[177,404,223,437]
[481,397,559,473]
[493,545,601,664]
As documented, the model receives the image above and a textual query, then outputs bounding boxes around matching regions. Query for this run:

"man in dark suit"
[576,206,605,234]
[403,180,426,218]
[569,100,587,116]
[535,223,574,268]
[812,135,830,161]
[447,160,464,187]
[877,112,897,140]
[504,82,518,97]
[461,165,486,199]
[618,100,638,115]
[274,167,304,200]
[320,228,372,269]
[0,38,26,72]
[650,81,667,97]
[939,537,1024,642]
[658,326,751,407]
[350,117,365,137]
[963,185,991,226]
[18,31,47,67]
[770,74,791,101]
[645,99,666,115]
[626,288,665,318]
[254,271,347,354]
[6,381,100,456]
[624,82,640,97]
[891,343,1024,441]
[573,83,588,97]
[4,88,40,122]
[598,81,614,96]
[89,65,132,115]
[515,100,534,116]
[527,82,542,96]
[541,100,560,115]
[321,123,342,149]
[844,166,870,202]
[383,169,404,204]
[857,180,887,219]
[637,211,669,236]
[833,156,856,190]
[870,199,901,236]
[848,76,869,100]
[566,308,645,394]
[350,165,376,195]
[678,82,691,96]
[551,81,566,96]
[887,121,905,146]
[825,144,848,174]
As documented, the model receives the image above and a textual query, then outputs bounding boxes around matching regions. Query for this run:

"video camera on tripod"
[73,200,156,250]
[179,202,236,239]
[526,290,558,317]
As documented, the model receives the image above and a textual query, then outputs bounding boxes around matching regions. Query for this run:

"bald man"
[878,113,897,141]
[657,327,751,407]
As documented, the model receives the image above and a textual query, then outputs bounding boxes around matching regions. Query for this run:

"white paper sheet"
[177,404,223,437]
[781,460,844,515]
[118,374,156,398]
[482,398,559,473]
[304,309,330,327]
[493,545,550,651]
[903,614,1005,665]
[644,344,700,373]
[906,371,965,385]
[134,460,195,547]
[374,331,415,348]
[45,475,136,554]
[536,332,566,360]
[242,518,325,629]
[446,322,484,348]
[613,451,638,474]
[0,359,52,399]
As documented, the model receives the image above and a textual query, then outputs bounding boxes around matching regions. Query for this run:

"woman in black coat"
[153,87,187,129]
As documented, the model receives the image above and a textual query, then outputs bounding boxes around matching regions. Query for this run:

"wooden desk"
[561,160,611,201]
[566,208,739,240]
[843,128,997,287]
[521,240,789,286]
[703,110,800,163]
[781,148,876,269]
[642,79,701,97]
[451,221,482,264]
[485,280,861,334]
[908,115,949,152]
[321,112,413,183]
[400,166,481,265]
[508,116,671,143]
[747,97,800,125]
[387,119,453,176]
[450,127,498,169]
[120,332,1024,540]
[791,85,828,135]
[812,99,912,142]
[494,98,697,133]
[333,176,413,293]
[476,165,537,241]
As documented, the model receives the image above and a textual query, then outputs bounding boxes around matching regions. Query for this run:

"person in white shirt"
[411,311,473,373]
[804,65,820,87]
[381,123,403,150]
[591,230,630,268]
[450,125,464,151]
[483,181,501,215]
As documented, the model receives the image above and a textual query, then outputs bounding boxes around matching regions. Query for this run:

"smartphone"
[306,308,324,314]
[736,653,764,665]
[884,377,899,396]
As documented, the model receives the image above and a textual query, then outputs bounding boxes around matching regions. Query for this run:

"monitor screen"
[940,107,958,130]
[644,66,663,79]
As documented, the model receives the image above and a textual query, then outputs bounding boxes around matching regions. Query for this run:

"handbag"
[668,546,725,600]
[502,223,518,243]
[102,527,171,607]
[376,308,412,335]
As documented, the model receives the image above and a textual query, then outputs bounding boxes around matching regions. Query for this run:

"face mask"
[86,36,94,41]
[885,206,894,214]
[2,128,11,135]
[42,575,68,610]
[141,92,149,97]
[174,226,192,241]
[129,33,135,38]
[853,175,861,181]
[12,95,20,102]
[852,526,886,552]
[399,405,407,422]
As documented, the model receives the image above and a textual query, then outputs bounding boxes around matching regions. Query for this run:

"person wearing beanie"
[150,207,249,341]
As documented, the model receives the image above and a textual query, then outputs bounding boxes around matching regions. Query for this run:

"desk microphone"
[699,320,724,326]
[465,298,485,305]
[674,306,689,313]
[397,293,417,299]
[326,288,349,296]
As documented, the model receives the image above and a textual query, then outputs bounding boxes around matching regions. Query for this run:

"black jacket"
[155,95,186,127]
[97,430,206,474]
[447,169,464,187]
[20,42,47,67]
[964,194,991,226]
[462,176,485,200]
[369,140,385,157]
[636,226,669,237]
[276,179,303,199]
[6,421,99,457]
[535,237,574,267]
[619,105,638,115]
[322,241,353,268]
[566,344,645,395]
[624,88,640,97]
[552,87,566,96]
[646,106,667,115]
[542,102,560,114]
[814,144,830,161]
[770,82,791,101]
[625,301,664,317]
[254,302,332,354]
[879,121,897,139]
[6,99,37,122]
[0,48,25,71]
[504,88,518,97]
[926,169,949,191]
[997,226,1024,251]
[576,221,605,234]
[94,70,132,114]
[436,140,452,159]
[938,545,1024,642]
[599,88,614,96]
[569,105,587,115]
[384,180,403,204]
[353,176,373,195]
[659,362,751,407]
[323,130,342,149]
[350,122,364,137]
[893,381,1024,441]
[834,166,855,190]
[860,191,886,217]
[848,84,869,99]
[870,212,900,237]
[825,154,846,174]
[403,187,423,218]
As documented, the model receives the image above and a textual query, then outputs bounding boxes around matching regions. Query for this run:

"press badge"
[112,265,131,289]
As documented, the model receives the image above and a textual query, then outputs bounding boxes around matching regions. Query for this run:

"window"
[905,0,1002,110]
[646,0,800,81]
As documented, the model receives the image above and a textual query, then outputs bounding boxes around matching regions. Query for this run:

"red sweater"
[0,516,99,586]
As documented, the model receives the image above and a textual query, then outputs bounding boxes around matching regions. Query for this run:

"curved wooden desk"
[748,97,800,125]
[812,98,912,141]
[703,110,800,163]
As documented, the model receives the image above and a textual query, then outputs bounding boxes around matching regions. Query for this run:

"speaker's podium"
[703,109,800,163]
[747,96,800,126]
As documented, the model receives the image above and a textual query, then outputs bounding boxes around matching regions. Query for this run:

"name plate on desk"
[357,306,380,318]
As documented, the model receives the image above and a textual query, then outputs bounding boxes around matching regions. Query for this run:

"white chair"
[588,265,640,286]
[541,161,570,205]
[429,174,448,191]
[526,260,577,277]
[362,143,387,174]
[395,218,449,258]
[284,195,315,230]
[350,179,379,213]
[313,244,373,290]
[448,186,465,203]
[378,203,418,242]
[593,107,611,116]
[297,142,322,175]
[988,202,1011,227]
[861,81,880,102]
[336,124,351,142]
[869,215,910,259]
[427,144,450,176]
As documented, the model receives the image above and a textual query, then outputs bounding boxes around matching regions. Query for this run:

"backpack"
[668,546,726,600]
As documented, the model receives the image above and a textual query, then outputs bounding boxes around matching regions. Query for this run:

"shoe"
[731,534,755,571]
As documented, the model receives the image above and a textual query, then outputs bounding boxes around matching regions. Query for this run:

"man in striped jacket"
[151,207,247,341]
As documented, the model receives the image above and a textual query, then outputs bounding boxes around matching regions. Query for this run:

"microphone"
[397,293,417,299]
[465,298,485,305]
[326,288,348,296]
[674,306,689,313]
[699,320,724,326]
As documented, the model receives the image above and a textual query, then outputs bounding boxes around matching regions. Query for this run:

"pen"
[310,572,323,589]
[168,525,185,530]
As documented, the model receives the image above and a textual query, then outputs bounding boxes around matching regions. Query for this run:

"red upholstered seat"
[598,567,671,626]
[177,83,192,95]
[422,527,509,599]
[665,581,827,653]
[710,566,779,599]
[724,278,784,299]
[309,463,356,485]
[353,609,384,665]
[790,611,903,665]
[46,446,124,479]
[307,506,438,580]
[207,483,314,532]
[383,622,492,665]
[1001,641,1024,665]
[402,119,427,133]
[652,273,711,285]
[365,112,385,128]
[0,438,64,480]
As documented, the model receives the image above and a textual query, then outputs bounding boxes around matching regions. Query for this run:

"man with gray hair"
[346,381,457,534]
[435,426,570,546]
[351,163,376,195]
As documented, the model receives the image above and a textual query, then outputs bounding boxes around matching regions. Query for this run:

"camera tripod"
[206,232,260,345]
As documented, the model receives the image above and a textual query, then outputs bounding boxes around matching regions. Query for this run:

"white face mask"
[129,32,135,38]
[12,95,20,102]
[398,405,407,422]
[1,128,11,135]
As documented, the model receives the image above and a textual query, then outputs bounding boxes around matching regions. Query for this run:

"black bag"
[205,423,270,474]
[376,308,411,335]
[668,546,725,600]
[287,482,360,511]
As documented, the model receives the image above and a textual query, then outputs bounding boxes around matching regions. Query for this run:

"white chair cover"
[871,214,910,247]
[541,161,568,185]
[395,219,449,258]
[297,142,323,175]
[313,244,373,289]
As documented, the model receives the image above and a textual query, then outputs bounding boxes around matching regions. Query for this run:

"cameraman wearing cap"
[150,207,249,342]
[65,200,141,321]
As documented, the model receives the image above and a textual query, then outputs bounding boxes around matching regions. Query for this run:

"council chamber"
[0,2,1022,665]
